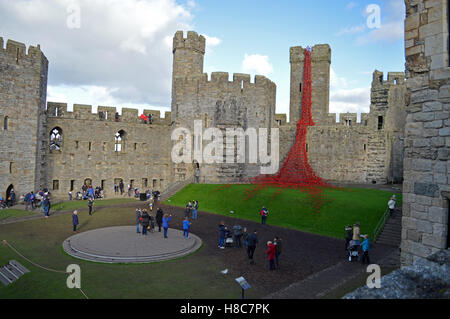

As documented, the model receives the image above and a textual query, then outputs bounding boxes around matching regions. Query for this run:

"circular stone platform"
[62,226,203,264]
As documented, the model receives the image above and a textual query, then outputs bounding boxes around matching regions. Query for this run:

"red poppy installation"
[246,47,334,213]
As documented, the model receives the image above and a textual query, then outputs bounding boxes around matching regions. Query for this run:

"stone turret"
[171,31,206,122]
[289,44,331,125]
[0,38,49,197]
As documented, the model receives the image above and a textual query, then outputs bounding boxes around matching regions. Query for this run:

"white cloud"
[242,54,273,76]
[356,20,404,45]
[346,2,357,10]
[328,68,371,120]
[0,0,195,109]
[203,34,222,53]
[335,24,366,37]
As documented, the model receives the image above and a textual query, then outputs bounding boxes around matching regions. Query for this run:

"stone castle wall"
[401,0,450,266]
[0,30,408,200]
[44,102,174,198]
[277,43,406,184]
[172,31,277,183]
[0,38,48,199]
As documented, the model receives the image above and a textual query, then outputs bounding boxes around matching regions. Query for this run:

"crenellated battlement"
[173,30,206,54]
[0,37,45,61]
[372,70,405,87]
[46,102,171,125]
[174,72,276,92]
[290,44,331,63]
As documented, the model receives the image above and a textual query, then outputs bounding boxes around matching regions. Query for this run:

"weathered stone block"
[423,101,442,112]
[431,136,446,147]
[428,206,448,223]
[407,229,422,242]
[422,233,446,249]
[413,112,435,122]
[411,89,438,104]
[414,182,439,197]
[412,158,433,171]
[417,220,434,234]
[424,120,443,129]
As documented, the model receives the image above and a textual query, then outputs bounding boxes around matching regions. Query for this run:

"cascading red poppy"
[244,47,334,213]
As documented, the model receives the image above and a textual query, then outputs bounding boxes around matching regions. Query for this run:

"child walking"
[182,217,191,239]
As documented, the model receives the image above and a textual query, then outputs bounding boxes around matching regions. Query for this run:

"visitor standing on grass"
[247,230,258,264]
[88,198,94,216]
[260,207,268,225]
[162,214,173,239]
[156,208,163,232]
[43,193,51,218]
[388,196,396,218]
[72,211,79,233]
[218,221,226,249]
[266,241,277,271]
[183,217,191,239]
[274,237,282,269]
[136,209,142,233]
[361,235,371,264]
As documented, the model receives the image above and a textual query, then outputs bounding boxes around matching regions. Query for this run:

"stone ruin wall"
[172,72,277,183]
[43,102,174,199]
[401,0,450,266]
[0,38,48,199]
[277,44,406,184]
[171,31,277,183]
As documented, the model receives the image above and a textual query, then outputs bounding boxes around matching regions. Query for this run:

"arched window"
[115,130,126,152]
[50,127,63,151]
[4,116,8,130]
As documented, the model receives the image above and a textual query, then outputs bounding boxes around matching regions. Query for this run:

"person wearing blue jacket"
[72,210,79,233]
[162,214,172,239]
[361,235,371,264]
[182,217,191,239]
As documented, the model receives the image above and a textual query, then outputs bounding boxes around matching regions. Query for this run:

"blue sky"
[0,0,405,120]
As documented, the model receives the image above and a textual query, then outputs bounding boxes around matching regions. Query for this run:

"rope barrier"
[2,239,88,299]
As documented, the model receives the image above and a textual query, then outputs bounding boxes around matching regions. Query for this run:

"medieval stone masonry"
[1,30,406,201]
[401,0,450,266]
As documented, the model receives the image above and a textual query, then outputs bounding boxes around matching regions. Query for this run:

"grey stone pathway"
[63,226,203,263]
[264,244,399,299]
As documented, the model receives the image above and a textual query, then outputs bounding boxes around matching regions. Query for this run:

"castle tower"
[289,44,331,125]
[171,31,206,122]
[0,38,49,197]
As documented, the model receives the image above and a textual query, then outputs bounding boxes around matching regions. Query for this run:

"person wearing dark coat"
[141,209,150,236]
[72,210,79,233]
[88,198,94,216]
[247,231,259,264]
[345,225,353,251]
[218,221,226,249]
[274,237,283,269]
[155,208,163,232]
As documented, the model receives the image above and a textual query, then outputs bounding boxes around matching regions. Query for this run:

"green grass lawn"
[0,205,250,299]
[165,184,402,239]
[0,209,39,221]
[51,198,138,211]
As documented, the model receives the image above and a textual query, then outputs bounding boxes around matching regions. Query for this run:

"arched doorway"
[84,179,92,187]
[6,184,14,205]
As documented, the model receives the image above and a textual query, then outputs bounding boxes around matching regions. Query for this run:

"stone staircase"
[375,208,402,247]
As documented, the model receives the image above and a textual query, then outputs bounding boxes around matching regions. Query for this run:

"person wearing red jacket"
[266,241,277,271]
